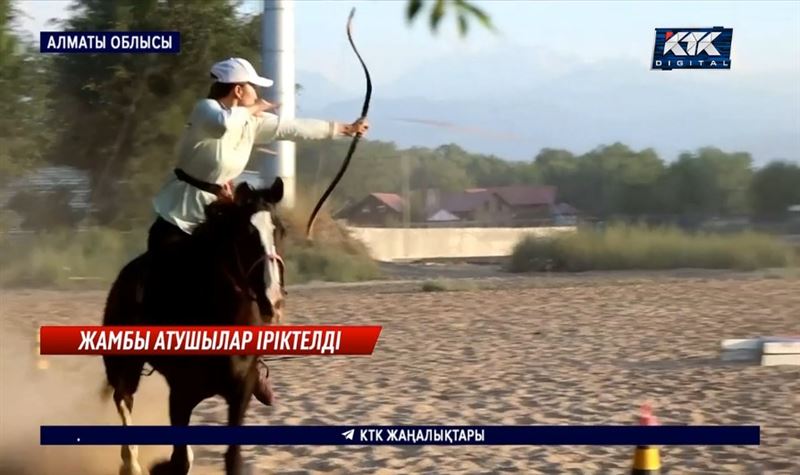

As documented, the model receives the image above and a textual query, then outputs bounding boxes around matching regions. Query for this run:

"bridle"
[220,220,286,305]
[242,248,286,297]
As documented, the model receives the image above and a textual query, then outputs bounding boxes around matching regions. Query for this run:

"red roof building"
[333,192,406,226]
[428,185,564,224]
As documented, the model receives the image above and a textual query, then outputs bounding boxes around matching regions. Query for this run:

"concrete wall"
[346,226,576,261]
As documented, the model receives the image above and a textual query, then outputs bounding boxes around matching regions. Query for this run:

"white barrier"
[720,337,800,366]
[345,226,576,261]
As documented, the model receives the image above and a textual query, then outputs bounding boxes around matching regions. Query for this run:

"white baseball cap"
[210,57,273,87]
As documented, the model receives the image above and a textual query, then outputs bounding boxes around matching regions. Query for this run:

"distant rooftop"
[369,192,405,212]
[439,185,557,213]
[1,166,91,210]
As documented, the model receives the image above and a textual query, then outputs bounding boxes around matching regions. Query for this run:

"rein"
[228,239,286,301]
[242,249,286,295]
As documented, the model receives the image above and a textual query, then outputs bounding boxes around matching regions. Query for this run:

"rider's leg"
[253,359,275,406]
[143,217,188,304]
[149,216,277,408]
[147,217,189,252]
[248,295,275,407]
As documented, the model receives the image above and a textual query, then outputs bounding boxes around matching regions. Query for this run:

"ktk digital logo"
[652,27,733,70]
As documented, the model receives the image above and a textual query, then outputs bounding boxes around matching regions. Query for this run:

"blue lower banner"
[41,425,760,446]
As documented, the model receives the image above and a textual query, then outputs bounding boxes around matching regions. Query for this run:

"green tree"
[46,0,258,226]
[750,161,800,219]
[697,147,753,215]
[412,154,473,192]
[0,0,56,184]
[533,148,582,210]
[663,148,752,218]
[604,145,665,216]
[662,153,718,217]
[533,146,669,219]
[297,139,405,205]
[406,0,495,37]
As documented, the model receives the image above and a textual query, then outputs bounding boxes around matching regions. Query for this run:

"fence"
[345,225,576,262]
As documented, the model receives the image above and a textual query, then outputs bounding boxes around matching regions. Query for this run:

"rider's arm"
[192,99,252,139]
[253,113,340,143]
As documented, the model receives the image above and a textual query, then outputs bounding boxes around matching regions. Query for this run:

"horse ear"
[205,201,226,221]
[263,177,284,204]
[234,182,256,206]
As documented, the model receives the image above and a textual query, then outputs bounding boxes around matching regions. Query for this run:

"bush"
[0,227,145,288]
[509,223,795,273]
[284,242,380,284]
[0,205,381,288]
[279,200,381,284]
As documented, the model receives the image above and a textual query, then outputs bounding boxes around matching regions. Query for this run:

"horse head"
[198,177,287,324]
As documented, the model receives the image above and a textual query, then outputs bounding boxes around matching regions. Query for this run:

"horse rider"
[148,57,369,406]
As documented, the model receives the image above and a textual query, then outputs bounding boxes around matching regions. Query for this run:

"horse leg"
[151,388,199,475]
[113,391,142,475]
[223,396,247,475]
[225,363,257,475]
[103,258,147,475]
[105,355,145,475]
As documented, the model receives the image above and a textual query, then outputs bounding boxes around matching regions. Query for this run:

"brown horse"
[101,178,286,475]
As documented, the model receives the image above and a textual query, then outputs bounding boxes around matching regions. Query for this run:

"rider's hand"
[338,118,369,137]
[249,99,279,117]
[220,181,234,201]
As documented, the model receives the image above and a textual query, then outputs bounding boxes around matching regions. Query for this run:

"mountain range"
[296,47,799,165]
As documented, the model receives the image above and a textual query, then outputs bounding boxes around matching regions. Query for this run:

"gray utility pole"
[401,153,410,256]
[261,0,296,208]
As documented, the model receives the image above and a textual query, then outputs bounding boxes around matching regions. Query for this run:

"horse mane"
[190,200,244,244]
[189,181,285,255]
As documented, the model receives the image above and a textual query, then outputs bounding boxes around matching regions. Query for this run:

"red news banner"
[39,326,382,356]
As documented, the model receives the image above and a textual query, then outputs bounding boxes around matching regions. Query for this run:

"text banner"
[39,325,382,356]
[40,425,761,446]
[40,31,180,53]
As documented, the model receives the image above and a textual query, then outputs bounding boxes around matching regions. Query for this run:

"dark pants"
[144,215,275,405]
[147,216,189,253]
[148,215,271,318]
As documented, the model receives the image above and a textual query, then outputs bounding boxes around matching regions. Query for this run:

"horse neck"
[196,247,262,327]
[187,226,245,286]
[201,227,269,308]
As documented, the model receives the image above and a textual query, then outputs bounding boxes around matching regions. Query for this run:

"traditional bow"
[306,7,372,239]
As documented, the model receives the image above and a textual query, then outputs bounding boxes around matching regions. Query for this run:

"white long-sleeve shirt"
[153,99,337,232]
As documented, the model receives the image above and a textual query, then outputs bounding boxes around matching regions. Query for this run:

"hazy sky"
[16,0,800,94]
[13,1,800,163]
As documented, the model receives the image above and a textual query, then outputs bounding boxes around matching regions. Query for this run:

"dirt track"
[1,272,799,474]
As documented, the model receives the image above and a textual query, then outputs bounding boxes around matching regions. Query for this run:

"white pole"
[261,0,296,209]
[402,153,410,257]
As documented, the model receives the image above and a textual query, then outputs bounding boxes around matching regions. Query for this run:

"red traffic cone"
[640,402,659,426]
[631,402,661,474]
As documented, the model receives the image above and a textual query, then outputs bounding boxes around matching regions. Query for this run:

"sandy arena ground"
[1,272,799,474]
